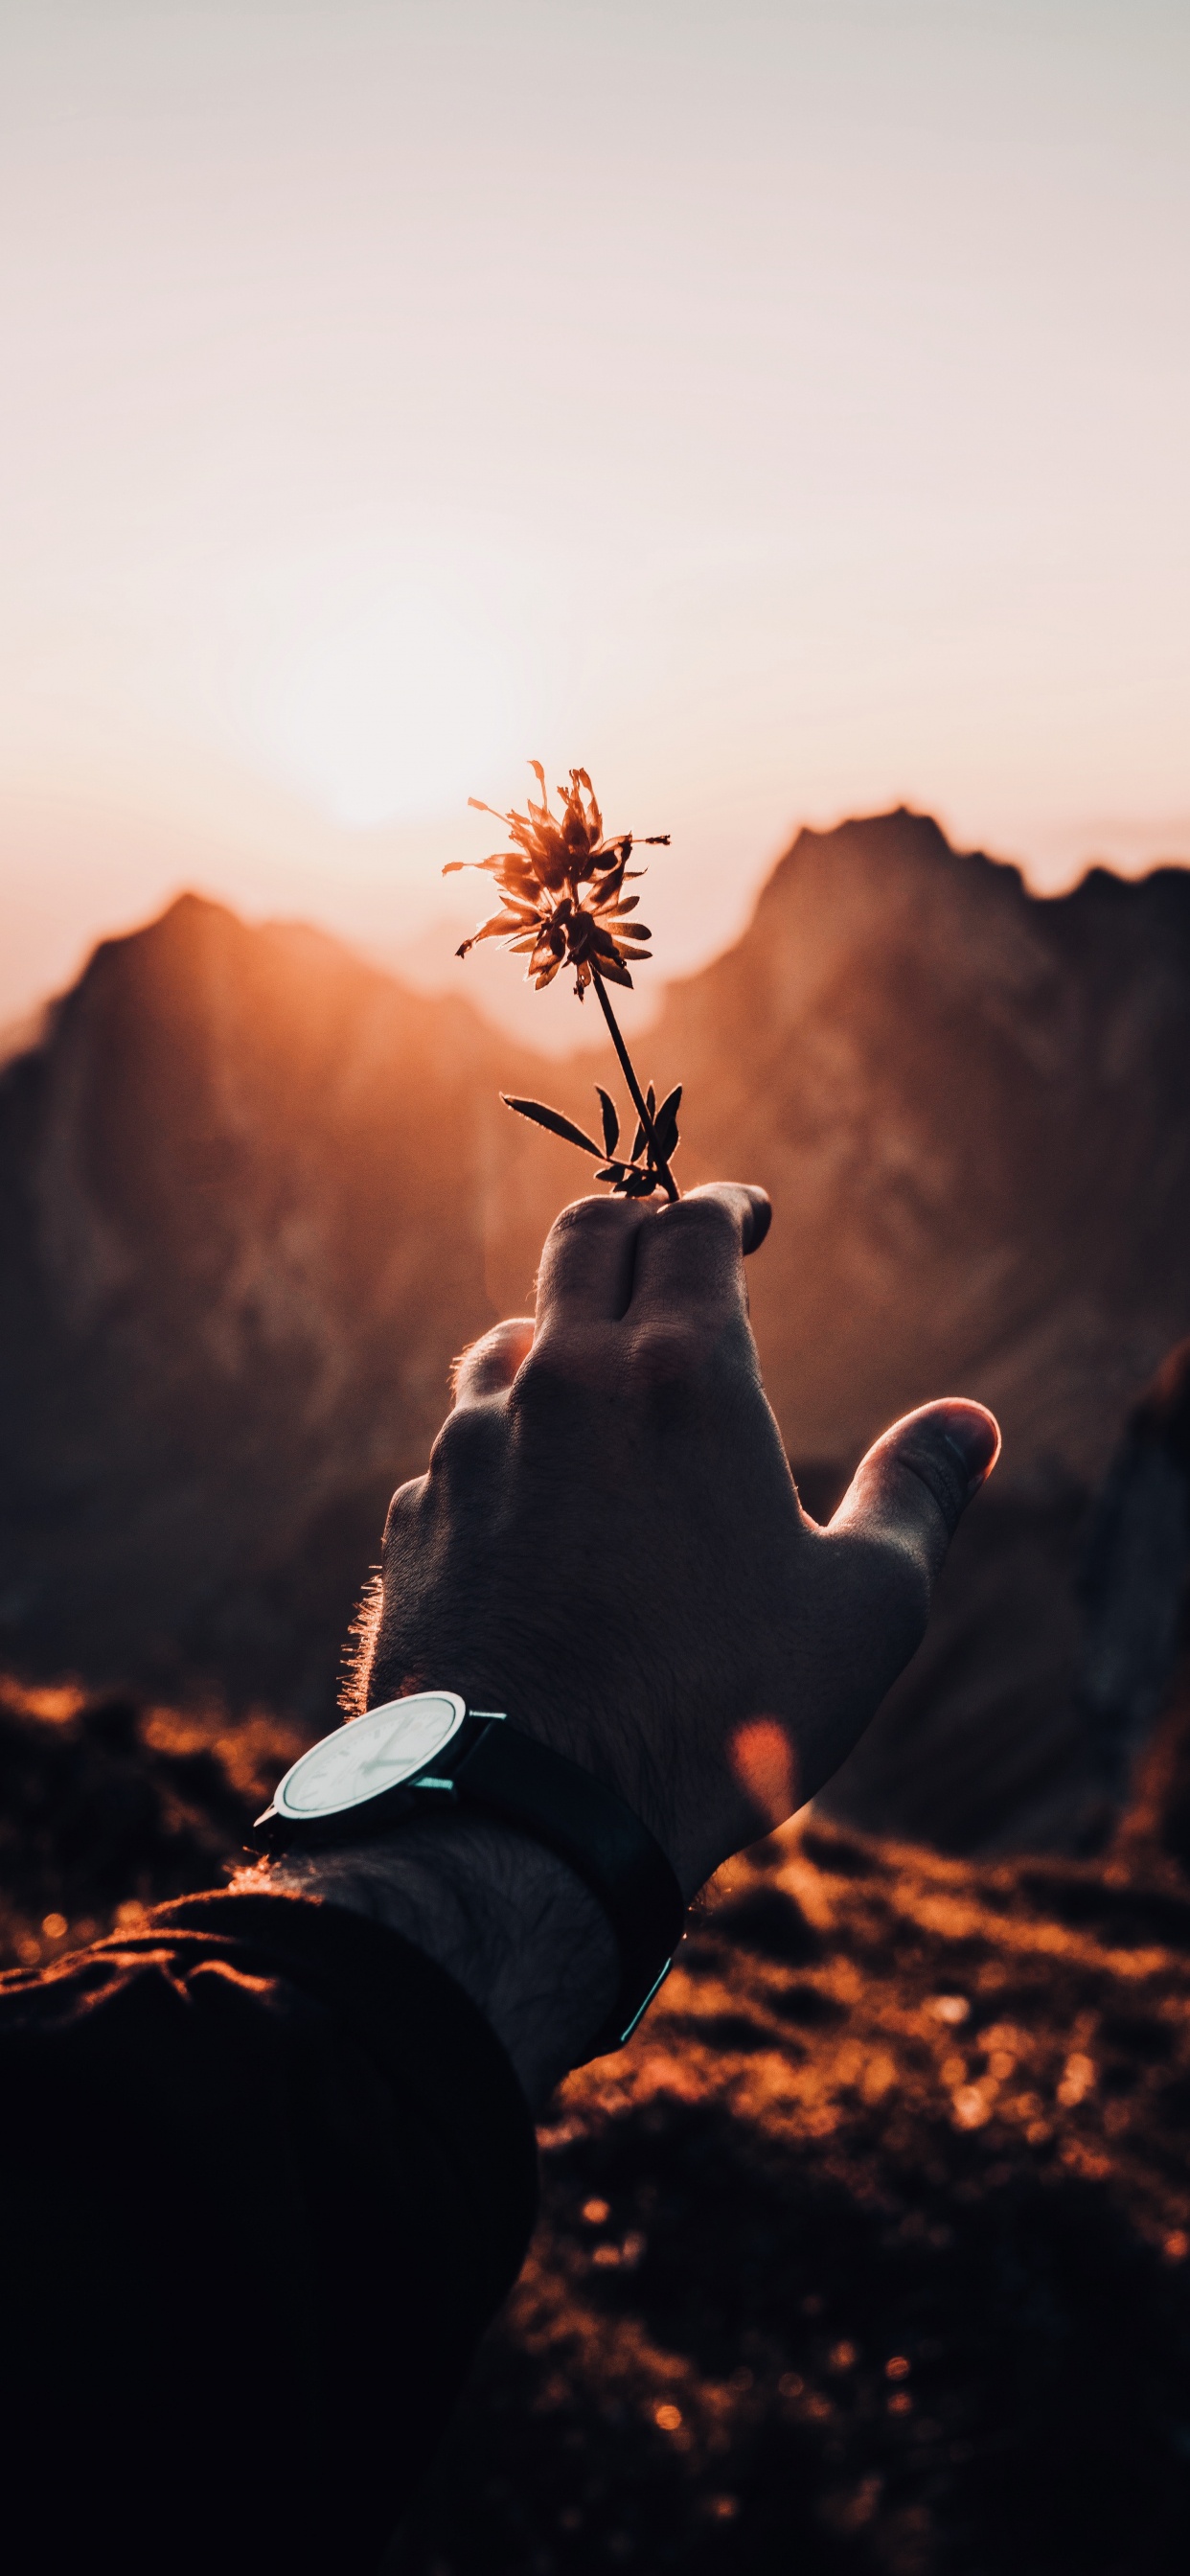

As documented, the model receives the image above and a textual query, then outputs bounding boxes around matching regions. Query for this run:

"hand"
[363,1185,999,1899]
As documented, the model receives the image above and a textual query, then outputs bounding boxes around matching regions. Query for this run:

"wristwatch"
[252,1691,685,2060]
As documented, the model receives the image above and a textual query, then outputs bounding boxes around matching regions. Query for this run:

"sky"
[2,0,1187,1046]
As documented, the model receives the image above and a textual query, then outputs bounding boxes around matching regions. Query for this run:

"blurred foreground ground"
[4,1669,1190,2574]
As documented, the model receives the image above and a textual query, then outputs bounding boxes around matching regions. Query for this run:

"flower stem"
[590,968,679,1202]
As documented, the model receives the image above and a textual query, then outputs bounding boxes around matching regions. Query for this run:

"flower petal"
[576,769,603,843]
[458,912,532,953]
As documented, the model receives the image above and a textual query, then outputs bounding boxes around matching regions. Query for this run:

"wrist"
[364,1651,699,1896]
[250,1813,618,2110]
[252,1693,685,2071]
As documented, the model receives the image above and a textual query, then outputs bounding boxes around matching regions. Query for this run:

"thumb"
[830,1399,1001,1588]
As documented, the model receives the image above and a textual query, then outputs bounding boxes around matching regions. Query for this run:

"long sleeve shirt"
[0,1890,538,2575]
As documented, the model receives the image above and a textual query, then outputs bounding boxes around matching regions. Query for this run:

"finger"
[829,1399,1001,1580]
[685,1182,771,1254]
[628,1183,772,1321]
[534,1193,653,1327]
[451,1317,535,1409]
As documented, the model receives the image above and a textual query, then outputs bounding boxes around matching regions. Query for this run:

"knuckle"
[549,1194,632,1247]
[453,1321,502,1368]
[451,1316,532,1398]
[629,1318,703,1387]
[660,1194,736,1250]
[449,1334,489,1396]
[510,1330,589,1414]
[426,1404,491,1484]
[492,1314,535,1352]
[380,1475,425,1555]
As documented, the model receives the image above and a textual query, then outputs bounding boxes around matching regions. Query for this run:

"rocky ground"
[4,1668,1190,2573]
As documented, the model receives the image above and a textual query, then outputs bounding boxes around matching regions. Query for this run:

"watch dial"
[275,1692,466,1818]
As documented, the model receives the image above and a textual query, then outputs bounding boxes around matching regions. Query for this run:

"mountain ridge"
[2,812,1188,1804]
[641,808,1190,1476]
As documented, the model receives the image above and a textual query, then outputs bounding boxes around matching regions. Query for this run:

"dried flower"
[446,762,682,1200]
[446,762,669,997]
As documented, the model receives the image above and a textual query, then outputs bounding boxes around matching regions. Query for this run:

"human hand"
[363,1186,999,1899]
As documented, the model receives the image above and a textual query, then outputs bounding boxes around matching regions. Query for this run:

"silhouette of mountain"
[0,895,545,1710]
[1,812,1188,1847]
[642,808,1190,1481]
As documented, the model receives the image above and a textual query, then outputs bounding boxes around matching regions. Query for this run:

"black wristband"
[251,1704,685,2060]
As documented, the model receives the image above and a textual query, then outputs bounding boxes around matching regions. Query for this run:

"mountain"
[643,808,1190,1482]
[1,812,1189,1848]
[0,896,544,1709]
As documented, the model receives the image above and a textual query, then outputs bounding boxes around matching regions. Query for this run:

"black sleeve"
[0,1889,538,2576]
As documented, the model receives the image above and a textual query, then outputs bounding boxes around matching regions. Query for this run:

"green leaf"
[500,1096,603,1156]
[623,1167,660,1197]
[595,1086,620,1156]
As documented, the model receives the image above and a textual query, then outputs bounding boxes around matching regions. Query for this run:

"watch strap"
[449,1720,684,2058]
[252,1711,685,2060]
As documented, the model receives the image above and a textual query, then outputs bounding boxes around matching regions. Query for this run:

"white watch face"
[273,1691,467,1819]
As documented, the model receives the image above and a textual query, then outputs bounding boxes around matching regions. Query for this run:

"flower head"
[445,761,669,996]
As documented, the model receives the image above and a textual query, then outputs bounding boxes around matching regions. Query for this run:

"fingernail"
[741,1188,772,1254]
[942,1409,1001,1496]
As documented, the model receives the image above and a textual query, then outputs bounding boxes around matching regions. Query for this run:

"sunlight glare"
[244,555,537,827]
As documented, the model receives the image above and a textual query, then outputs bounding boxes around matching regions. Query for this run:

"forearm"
[0,1878,544,2572]
[256,1815,619,2107]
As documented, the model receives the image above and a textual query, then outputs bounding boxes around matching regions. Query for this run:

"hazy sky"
[2,0,1187,1040]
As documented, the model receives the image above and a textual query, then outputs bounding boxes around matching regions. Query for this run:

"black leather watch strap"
[448,1720,685,2058]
